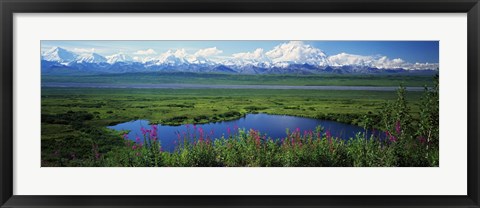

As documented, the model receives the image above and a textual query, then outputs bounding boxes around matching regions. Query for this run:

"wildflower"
[151,125,158,139]
[418,136,427,144]
[198,127,204,141]
[122,133,129,139]
[135,136,141,143]
[386,131,397,142]
[140,127,147,136]
[395,121,401,135]
[227,127,231,136]
[135,152,141,157]
[132,145,137,150]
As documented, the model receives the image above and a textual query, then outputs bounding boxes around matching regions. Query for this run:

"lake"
[42,82,426,91]
[108,113,379,152]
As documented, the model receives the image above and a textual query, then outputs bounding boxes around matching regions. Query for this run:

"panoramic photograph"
[41,40,439,167]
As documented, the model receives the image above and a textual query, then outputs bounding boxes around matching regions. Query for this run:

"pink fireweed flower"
[198,127,204,141]
[326,130,332,140]
[385,131,397,142]
[395,121,401,135]
[135,136,141,143]
[151,124,158,135]
[122,133,128,139]
[140,127,147,136]
[249,129,261,147]
[227,127,231,136]
[132,145,137,150]
[418,136,427,144]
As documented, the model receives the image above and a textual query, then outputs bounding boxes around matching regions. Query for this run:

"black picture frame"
[1,0,479,207]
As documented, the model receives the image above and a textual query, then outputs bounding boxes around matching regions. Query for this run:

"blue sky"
[41,40,439,63]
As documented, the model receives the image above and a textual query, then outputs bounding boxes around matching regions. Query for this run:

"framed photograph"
[1,0,479,207]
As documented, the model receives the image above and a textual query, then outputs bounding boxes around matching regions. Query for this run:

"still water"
[108,113,376,152]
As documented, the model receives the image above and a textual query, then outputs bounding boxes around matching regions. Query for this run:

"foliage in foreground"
[99,77,439,167]
[42,77,439,167]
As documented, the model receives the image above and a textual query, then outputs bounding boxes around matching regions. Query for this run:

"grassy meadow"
[42,72,435,86]
[41,73,439,167]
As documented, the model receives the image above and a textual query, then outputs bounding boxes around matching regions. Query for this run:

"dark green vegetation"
[42,88,423,127]
[42,72,435,87]
[41,74,439,167]
[61,83,439,167]
[41,88,428,167]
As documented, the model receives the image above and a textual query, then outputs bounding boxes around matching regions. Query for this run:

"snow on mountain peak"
[41,42,439,73]
[150,49,188,65]
[76,53,107,63]
[265,41,329,66]
[42,47,78,63]
[106,53,133,64]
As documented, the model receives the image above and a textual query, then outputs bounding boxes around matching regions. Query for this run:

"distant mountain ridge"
[41,46,439,75]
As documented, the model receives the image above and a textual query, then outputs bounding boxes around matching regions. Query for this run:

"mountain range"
[41,43,439,75]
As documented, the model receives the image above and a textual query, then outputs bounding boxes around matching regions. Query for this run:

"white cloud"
[233,48,265,60]
[73,48,95,53]
[194,47,223,57]
[327,52,438,70]
[328,53,376,66]
[265,41,329,66]
[228,48,270,66]
[47,42,438,70]
[134,49,157,55]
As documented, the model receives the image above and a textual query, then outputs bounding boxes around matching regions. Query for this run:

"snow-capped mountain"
[266,41,330,67]
[106,53,133,64]
[76,53,108,63]
[41,43,439,75]
[42,47,78,64]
